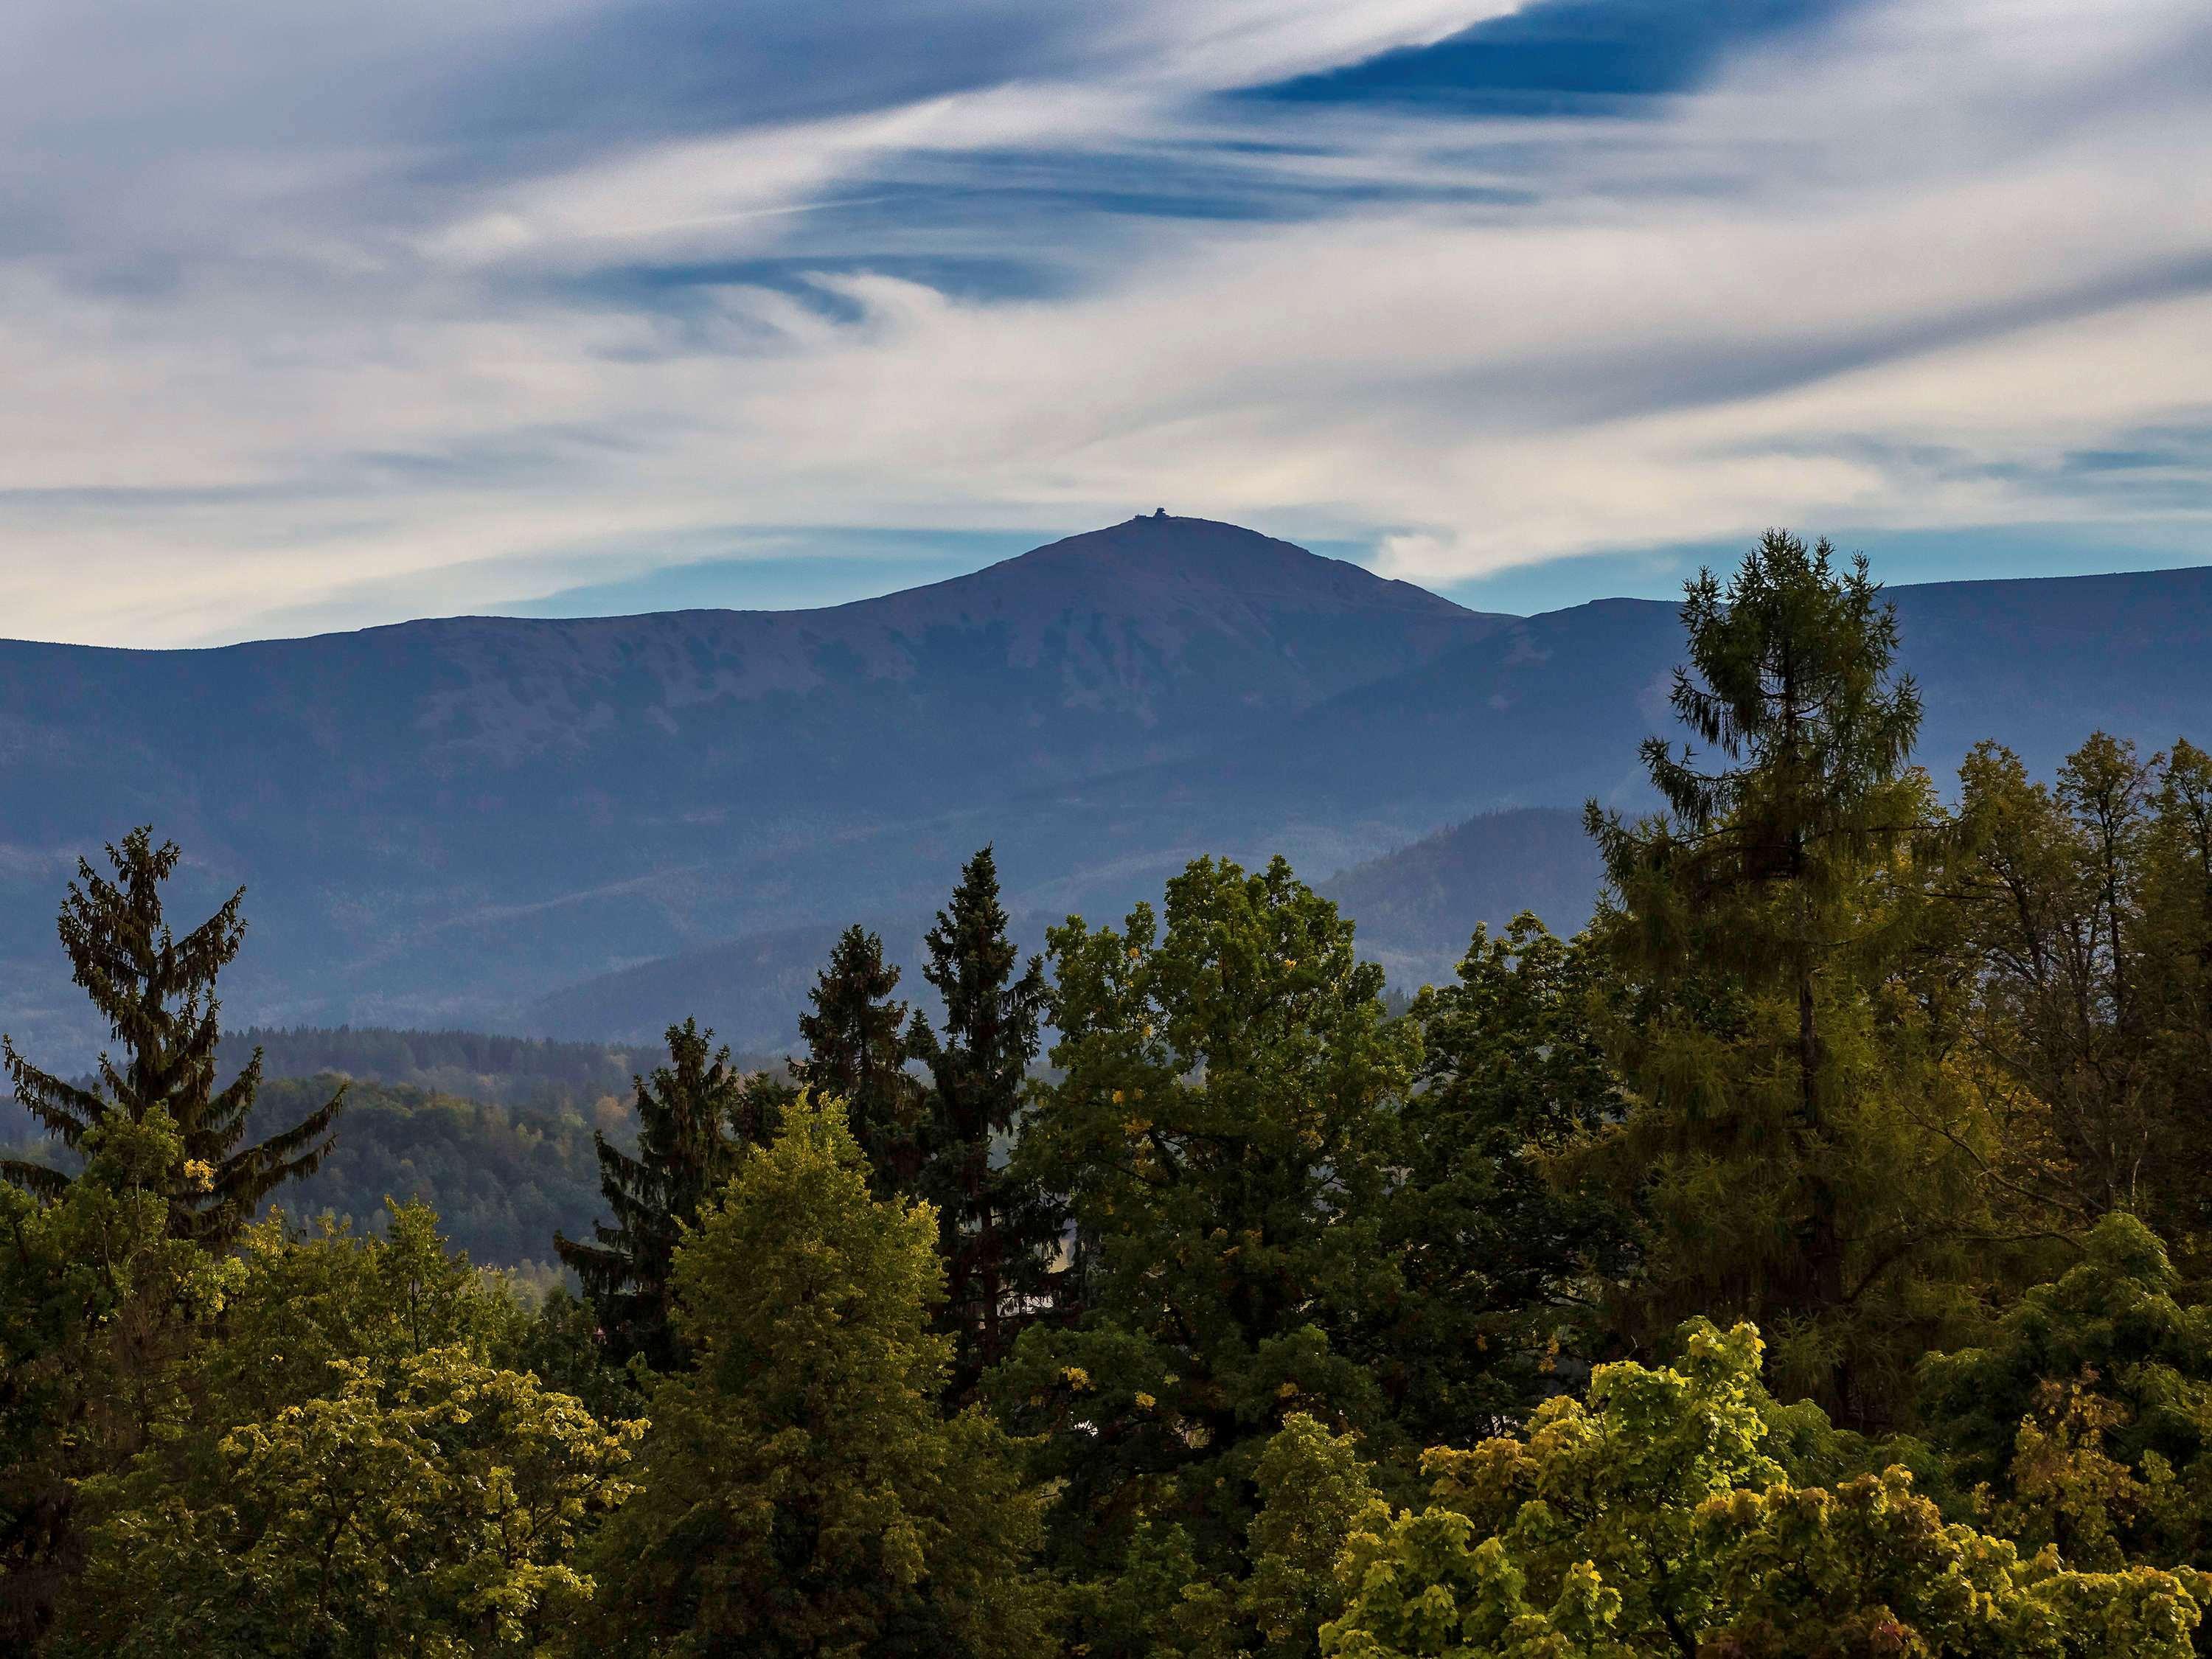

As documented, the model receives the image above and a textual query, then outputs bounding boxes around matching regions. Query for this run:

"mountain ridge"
[0,517,1496,1055]
[4,519,2211,1059]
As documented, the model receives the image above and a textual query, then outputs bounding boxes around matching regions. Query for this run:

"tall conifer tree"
[1581,533,1994,1422]
[794,924,922,1192]
[0,828,340,1246]
[909,846,1055,1392]
[554,1018,771,1371]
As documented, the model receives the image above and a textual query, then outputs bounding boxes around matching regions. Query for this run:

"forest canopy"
[7,532,2212,1656]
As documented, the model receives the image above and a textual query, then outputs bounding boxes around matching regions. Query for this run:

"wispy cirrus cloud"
[0,0,2205,645]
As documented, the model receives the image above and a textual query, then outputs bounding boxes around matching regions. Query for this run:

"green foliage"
[1169,1414,1388,1659]
[796,922,926,1193]
[248,1074,610,1270]
[554,1018,784,1370]
[1001,853,1419,1641]
[1372,916,1636,1441]
[1326,1321,2210,1658]
[1919,1212,2212,1570]
[910,846,1058,1393]
[2137,740,2212,1235]
[1331,1321,1800,1655]
[0,1107,230,1648]
[2,827,341,1245]
[1694,1470,2208,1659]
[585,1094,1051,1657]
[45,1203,636,1658]
[1582,534,2013,1425]
[51,1348,639,1659]
[1935,736,2212,1258]
[193,1201,529,1426]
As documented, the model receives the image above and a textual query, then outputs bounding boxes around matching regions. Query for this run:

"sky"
[1,0,2208,646]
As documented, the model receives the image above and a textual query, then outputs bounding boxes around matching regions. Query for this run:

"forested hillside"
[228,1026,784,1110]
[1317,806,1599,987]
[13,532,2212,1655]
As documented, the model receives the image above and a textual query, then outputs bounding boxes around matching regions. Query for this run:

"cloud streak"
[0,0,2205,644]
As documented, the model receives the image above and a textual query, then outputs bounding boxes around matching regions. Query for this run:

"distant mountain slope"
[7,526,2212,1057]
[226,1026,779,1109]
[528,918,887,1051]
[522,566,2212,1048]
[525,911,1052,1052]
[1318,807,1603,989]
[0,516,1493,1054]
[931,566,2212,930]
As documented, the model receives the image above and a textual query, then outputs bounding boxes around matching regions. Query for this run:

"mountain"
[524,804,1607,1048]
[6,520,2212,1060]
[529,917,906,1051]
[0,515,1492,1055]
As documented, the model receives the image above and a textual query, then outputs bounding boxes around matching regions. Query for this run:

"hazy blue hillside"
[525,910,1062,1051]
[5,521,2211,1057]
[1318,807,1602,989]
[969,566,2212,872]
[0,515,1490,1057]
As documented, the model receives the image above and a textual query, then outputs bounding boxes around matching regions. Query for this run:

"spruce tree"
[0,827,341,1247]
[794,923,922,1192]
[908,846,1054,1393]
[553,1018,770,1371]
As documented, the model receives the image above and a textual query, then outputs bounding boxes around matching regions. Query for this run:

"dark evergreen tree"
[1581,534,2003,1424]
[553,1018,771,1371]
[1362,914,1637,1443]
[793,924,923,1193]
[908,846,1055,1393]
[0,827,341,1247]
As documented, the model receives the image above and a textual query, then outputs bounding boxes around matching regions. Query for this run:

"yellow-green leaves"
[64,1349,636,1658]
[1326,1318,2212,1658]
[585,1095,1053,1658]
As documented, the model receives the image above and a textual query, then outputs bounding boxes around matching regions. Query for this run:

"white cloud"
[0,0,2207,644]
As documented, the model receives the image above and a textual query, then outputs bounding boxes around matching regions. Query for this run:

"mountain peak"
[922,514,1482,624]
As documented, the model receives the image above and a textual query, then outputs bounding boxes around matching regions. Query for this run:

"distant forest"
[3,1031,799,1271]
[229,1027,664,1109]
[15,532,2212,1655]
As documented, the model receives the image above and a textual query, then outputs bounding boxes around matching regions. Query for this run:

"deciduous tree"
[586,1095,1051,1657]
[48,1202,638,1659]
[1325,1321,2209,1658]
[1918,1212,2212,1572]
[1365,916,1636,1443]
